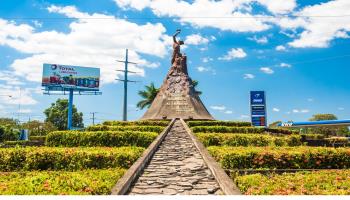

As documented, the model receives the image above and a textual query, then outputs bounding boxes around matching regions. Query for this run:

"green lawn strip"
[196,133,302,147]
[0,168,125,195]
[207,146,350,169]
[46,131,158,147]
[0,146,144,171]
[235,169,350,195]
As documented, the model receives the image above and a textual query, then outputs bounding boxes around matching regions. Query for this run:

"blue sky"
[0,0,349,125]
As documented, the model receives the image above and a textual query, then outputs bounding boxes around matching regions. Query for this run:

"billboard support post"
[68,89,73,130]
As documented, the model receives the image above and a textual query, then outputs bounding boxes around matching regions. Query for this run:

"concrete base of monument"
[140,94,214,120]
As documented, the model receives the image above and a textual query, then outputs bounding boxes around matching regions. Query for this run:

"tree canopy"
[44,98,84,130]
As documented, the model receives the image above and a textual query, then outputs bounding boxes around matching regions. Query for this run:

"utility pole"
[116,49,138,121]
[90,112,98,125]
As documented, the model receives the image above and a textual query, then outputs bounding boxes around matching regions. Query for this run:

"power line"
[3,14,350,21]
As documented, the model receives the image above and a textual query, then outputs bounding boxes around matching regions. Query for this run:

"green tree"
[22,120,57,136]
[137,82,160,110]
[191,80,202,95]
[0,118,20,142]
[309,114,349,137]
[44,99,84,130]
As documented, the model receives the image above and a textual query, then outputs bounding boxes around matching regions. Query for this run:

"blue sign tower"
[250,91,267,127]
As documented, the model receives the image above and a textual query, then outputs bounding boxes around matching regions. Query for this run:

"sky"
[0,0,349,126]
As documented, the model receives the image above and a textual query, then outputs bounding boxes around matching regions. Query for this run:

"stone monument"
[141,29,214,120]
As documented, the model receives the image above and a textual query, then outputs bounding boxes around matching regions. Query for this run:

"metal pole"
[68,89,73,130]
[123,49,128,121]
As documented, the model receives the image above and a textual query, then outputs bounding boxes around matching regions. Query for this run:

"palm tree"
[137,82,160,110]
[192,80,202,95]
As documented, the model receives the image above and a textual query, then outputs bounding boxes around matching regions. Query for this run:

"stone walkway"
[128,120,222,195]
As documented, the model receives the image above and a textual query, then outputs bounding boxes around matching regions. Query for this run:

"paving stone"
[128,120,222,195]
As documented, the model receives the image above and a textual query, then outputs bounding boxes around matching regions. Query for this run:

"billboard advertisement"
[250,91,267,127]
[42,63,100,91]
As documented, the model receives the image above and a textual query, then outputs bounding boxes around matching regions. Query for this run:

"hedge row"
[29,136,46,142]
[46,131,157,147]
[191,126,265,134]
[102,120,170,126]
[0,147,144,171]
[86,125,164,133]
[191,126,295,135]
[208,146,350,170]
[0,168,125,195]
[196,133,302,147]
[300,134,325,140]
[235,170,350,195]
[187,121,251,127]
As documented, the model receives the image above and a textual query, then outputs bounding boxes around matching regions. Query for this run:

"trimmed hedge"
[86,125,164,133]
[0,168,125,195]
[301,134,325,140]
[191,126,295,135]
[102,120,170,126]
[46,131,158,147]
[196,133,302,147]
[0,147,144,171]
[208,146,350,170]
[187,121,251,127]
[191,126,265,134]
[235,170,350,195]
[29,136,46,142]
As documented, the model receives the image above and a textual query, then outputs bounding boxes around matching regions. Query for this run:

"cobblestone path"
[128,120,222,195]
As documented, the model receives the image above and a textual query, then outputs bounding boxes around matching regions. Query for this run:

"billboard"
[42,63,100,91]
[250,91,267,127]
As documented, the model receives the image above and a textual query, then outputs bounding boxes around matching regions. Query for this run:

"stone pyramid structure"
[141,30,214,120]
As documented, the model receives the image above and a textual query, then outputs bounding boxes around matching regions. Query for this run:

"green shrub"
[300,134,325,140]
[86,125,164,133]
[196,133,302,147]
[325,137,349,147]
[235,170,350,195]
[191,126,295,135]
[102,120,170,126]
[191,126,265,134]
[3,141,29,145]
[208,146,350,170]
[187,121,251,127]
[0,147,144,171]
[46,131,157,147]
[29,136,46,142]
[0,168,125,194]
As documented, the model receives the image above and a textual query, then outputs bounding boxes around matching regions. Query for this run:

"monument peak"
[141,30,214,120]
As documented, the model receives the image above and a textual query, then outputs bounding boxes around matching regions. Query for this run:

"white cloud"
[196,66,216,75]
[0,6,171,84]
[292,109,309,113]
[248,35,268,44]
[114,0,275,32]
[338,107,345,111]
[210,105,226,111]
[18,109,32,114]
[0,86,38,106]
[280,63,291,68]
[273,108,280,112]
[240,115,250,119]
[219,48,247,61]
[185,34,209,45]
[201,57,213,63]
[274,0,350,48]
[260,67,274,74]
[276,45,287,51]
[0,71,25,85]
[307,98,314,102]
[224,110,233,114]
[243,73,255,79]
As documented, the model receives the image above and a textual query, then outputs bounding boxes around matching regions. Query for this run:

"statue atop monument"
[140,29,213,120]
